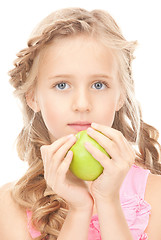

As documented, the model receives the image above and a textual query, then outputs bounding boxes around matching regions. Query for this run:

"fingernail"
[70,135,77,141]
[87,127,94,133]
[91,123,98,128]
[85,142,92,147]
[67,134,74,138]
[67,150,73,157]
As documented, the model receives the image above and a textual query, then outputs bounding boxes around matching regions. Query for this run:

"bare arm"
[95,197,133,240]
[58,206,93,240]
[84,124,136,239]
[0,183,33,240]
[41,136,95,239]
[145,173,161,239]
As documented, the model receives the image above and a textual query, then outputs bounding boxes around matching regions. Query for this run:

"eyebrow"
[48,74,113,81]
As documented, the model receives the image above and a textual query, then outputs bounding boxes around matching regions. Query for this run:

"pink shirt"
[27,164,151,239]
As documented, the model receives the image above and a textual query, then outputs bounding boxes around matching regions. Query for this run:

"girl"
[0,7,161,240]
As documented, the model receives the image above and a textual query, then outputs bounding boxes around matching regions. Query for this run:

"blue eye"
[53,81,109,91]
[55,82,69,90]
[92,81,108,90]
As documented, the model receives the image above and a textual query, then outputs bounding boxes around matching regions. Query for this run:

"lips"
[68,122,91,132]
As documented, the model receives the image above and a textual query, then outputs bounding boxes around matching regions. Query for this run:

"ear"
[25,89,40,113]
[116,94,125,111]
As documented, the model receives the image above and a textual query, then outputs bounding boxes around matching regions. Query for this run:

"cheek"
[47,105,64,121]
[38,95,64,135]
[41,105,65,140]
[96,95,118,126]
[102,105,116,126]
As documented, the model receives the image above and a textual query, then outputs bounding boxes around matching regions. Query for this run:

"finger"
[44,149,74,188]
[47,136,77,175]
[87,127,135,166]
[88,125,132,158]
[40,134,75,164]
[84,141,113,169]
[54,135,77,163]
[56,150,73,181]
[50,134,76,151]
[91,123,126,146]
[84,141,134,176]
[87,127,118,159]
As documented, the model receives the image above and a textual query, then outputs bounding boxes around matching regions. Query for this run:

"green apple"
[69,130,110,181]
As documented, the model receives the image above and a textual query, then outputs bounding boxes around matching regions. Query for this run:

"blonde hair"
[9,7,161,239]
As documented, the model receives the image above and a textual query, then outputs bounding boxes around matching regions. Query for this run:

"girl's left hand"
[85,123,136,202]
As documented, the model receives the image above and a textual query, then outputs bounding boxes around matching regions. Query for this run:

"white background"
[0,0,161,186]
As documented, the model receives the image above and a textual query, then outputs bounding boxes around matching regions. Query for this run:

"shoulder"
[0,182,32,240]
[145,173,161,203]
[145,173,161,239]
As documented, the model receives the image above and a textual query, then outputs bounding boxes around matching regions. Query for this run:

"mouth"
[68,122,91,132]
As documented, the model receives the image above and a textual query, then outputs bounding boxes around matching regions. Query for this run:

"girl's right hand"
[40,134,94,211]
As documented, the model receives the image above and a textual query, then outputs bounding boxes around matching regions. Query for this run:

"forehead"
[38,35,119,79]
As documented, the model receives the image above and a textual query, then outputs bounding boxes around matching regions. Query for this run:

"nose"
[72,89,92,112]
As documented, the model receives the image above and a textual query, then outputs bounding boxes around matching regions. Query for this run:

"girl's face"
[30,35,124,141]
